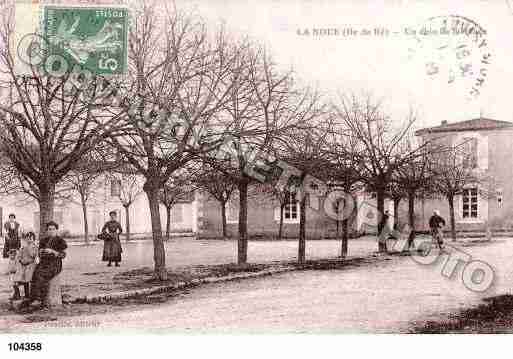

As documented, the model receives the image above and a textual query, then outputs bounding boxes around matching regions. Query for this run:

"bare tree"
[106,4,235,279]
[255,161,299,240]
[334,94,429,252]
[393,137,435,249]
[60,165,102,245]
[0,4,121,235]
[432,144,477,241]
[159,171,195,241]
[385,182,407,230]
[206,42,324,264]
[266,184,294,241]
[278,123,331,264]
[193,165,237,238]
[107,170,143,241]
[324,130,363,258]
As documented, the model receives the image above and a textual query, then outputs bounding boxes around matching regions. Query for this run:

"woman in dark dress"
[101,211,123,267]
[3,213,21,259]
[23,221,67,309]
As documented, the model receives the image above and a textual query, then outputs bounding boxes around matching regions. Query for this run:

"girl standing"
[101,211,123,267]
[13,232,38,299]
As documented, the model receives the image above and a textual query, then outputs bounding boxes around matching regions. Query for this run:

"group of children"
[5,231,38,301]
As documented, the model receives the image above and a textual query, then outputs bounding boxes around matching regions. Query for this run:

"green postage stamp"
[42,5,129,75]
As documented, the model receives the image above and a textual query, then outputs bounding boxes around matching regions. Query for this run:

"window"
[54,211,63,226]
[462,188,478,218]
[171,204,183,223]
[226,200,239,223]
[284,192,299,220]
[111,179,121,197]
[462,137,478,168]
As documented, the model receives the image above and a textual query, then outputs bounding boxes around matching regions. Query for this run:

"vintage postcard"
[1,0,513,356]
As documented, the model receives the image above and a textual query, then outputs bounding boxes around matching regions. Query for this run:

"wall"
[401,128,513,231]
[197,189,361,239]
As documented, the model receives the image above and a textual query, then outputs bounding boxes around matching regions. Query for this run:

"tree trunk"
[298,194,307,264]
[237,180,249,264]
[407,191,416,248]
[81,194,89,245]
[221,200,227,238]
[376,186,387,252]
[165,205,171,241]
[39,183,56,237]
[393,197,401,230]
[144,183,167,280]
[448,194,456,241]
[124,205,131,241]
[341,217,349,258]
[278,204,284,240]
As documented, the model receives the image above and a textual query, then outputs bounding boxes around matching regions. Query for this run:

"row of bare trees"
[0,1,484,280]
[0,1,321,278]
[195,91,482,263]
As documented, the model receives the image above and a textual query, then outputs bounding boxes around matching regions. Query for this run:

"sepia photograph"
[0,0,513,355]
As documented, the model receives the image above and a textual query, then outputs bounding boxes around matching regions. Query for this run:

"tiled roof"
[416,118,513,135]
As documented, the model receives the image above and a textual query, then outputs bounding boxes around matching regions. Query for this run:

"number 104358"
[8,342,42,351]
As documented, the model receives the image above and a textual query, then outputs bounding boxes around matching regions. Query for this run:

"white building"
[0,174,198,239]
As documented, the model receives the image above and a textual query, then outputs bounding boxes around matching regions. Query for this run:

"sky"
[175,0,513,130]
[7,0,513,131]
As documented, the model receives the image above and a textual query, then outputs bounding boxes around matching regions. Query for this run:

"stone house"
[196,185,394,239]
[197,117,513,238]
[5,117,504,240]
[403,117,513,232]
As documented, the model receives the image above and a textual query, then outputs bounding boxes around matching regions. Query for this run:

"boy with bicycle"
[429,210,446,250]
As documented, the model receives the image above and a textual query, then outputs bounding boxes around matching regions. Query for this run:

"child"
[13,232,38,300]
[5,249,18,300]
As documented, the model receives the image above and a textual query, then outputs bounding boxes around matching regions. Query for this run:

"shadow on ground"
[410,294,513,333]
[0,254,392,323]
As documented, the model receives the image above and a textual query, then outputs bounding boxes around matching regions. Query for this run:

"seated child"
[13,232,38,300]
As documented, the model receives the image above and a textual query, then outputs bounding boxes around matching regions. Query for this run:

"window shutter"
[226,201,239,223]
[171,204,183,223]
[55,211,63,227]
[471,138,478,168]
[274,206,280,221]
[111,179,121,197]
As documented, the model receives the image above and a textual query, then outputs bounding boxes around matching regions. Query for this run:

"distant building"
[196,185,394,239]
[0,174,198,238]
[5,117,505,240]
[410,117,513,231]
[197,117,513,238]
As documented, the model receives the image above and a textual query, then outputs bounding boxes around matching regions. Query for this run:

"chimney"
[441,120,448,126]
